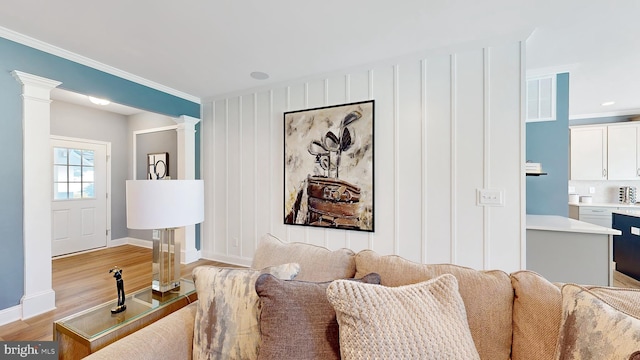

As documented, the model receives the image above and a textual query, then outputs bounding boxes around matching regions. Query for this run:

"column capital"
[12,70,61,91]
[174,115,201,130]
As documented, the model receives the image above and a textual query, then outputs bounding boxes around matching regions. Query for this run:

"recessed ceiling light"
[250,71,269,80]
[601,101,615,106]
[88,96,110,106]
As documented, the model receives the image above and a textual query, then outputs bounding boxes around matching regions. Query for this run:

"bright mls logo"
[2,342,57,359]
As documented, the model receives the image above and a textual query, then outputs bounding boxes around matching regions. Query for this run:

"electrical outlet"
[233,237,239,247]
[477,189,505,206]
[568,186,576,193]
[589,187,596,194]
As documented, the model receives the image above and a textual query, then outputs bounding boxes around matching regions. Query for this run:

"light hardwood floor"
[0,245,228,341]
[0,245,638,342]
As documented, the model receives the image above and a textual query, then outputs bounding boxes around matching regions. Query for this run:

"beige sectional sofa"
[85,234,640,360]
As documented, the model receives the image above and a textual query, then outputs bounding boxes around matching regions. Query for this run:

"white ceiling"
[51,88,143,115]
[1,0,638,118]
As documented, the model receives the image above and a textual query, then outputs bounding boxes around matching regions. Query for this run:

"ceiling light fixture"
[250,71,269,80]
[601,101,615,106]
[89,96,110,106]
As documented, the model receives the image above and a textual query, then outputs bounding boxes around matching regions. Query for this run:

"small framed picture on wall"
[147,152,169,180]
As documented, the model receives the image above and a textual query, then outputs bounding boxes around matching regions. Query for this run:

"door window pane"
[53,147,96,200]
[68,149,82,166]
[54,165,68,182]
[54,148,68,165]
[54,183,68,200]
[83,183,95,198]
[69,183,82,199]
[69,166,82,182]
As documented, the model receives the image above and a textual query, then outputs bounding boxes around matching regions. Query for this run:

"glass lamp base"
[152,228,181,295]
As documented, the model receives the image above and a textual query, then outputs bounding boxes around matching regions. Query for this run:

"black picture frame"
[147,152,169,180]
[284,100,374,232]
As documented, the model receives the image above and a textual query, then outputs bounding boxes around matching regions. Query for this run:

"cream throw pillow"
[192,263,300,360]
[555,284,640,360]
[326,273,480,360]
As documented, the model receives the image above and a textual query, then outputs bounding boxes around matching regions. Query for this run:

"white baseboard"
[200,251,252,268]
[21,289,56,319]
[126,237,153,249]
[108,237,129,247]
[0,305,22,327]
[182,248,202,264]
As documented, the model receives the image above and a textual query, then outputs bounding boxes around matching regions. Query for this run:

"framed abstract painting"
[284,100,374,232]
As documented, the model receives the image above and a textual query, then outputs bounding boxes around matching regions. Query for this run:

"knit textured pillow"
[192,263,300,360]
[254,272,381,360]
[554,284,640,360]
[326,273,480,360]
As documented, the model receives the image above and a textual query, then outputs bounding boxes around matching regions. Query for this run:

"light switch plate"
[477,189,505,206]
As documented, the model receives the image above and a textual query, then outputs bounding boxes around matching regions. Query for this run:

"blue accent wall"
[526,72,569,216]
[0,36,200,310]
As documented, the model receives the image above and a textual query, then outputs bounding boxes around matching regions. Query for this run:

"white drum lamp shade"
[126,179,204,294]
[126,180,204,230]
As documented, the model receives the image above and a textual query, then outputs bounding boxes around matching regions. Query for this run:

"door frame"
[50,135,112,253]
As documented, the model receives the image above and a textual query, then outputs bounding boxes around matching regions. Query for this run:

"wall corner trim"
[21,290,56,319]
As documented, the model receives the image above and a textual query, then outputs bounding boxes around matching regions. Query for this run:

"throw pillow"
[554,284,640,360]
[192,263,300,360]
[326,273,480,360]
[254,272,381,360]
[251,233,356,281]
[355,249,512,360]
[510,270,563,360]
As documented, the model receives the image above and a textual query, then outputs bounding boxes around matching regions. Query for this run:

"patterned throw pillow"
[555,284,640,360]
[192,263,300,360]
[254,272,381,360]
[326,274,480,360]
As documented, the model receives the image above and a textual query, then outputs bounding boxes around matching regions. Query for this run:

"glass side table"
[54,279,196,360]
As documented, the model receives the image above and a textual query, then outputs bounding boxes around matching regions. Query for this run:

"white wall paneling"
[201,40,525,272]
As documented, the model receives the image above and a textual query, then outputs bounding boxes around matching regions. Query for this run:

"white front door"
[51,138,109,256]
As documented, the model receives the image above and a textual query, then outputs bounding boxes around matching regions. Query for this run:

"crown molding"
[0,26,200,104]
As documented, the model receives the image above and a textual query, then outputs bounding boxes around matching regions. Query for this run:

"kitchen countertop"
[526,214,621,235]
[612,209,640,218]
[569,202,640,208]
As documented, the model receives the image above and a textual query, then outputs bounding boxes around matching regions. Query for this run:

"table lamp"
[126,180,204,294]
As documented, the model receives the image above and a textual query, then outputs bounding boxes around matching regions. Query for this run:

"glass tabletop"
[56,279,195,339]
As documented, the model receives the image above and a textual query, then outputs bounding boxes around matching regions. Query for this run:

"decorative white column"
[174,115,201,264]
[12,71,61,319]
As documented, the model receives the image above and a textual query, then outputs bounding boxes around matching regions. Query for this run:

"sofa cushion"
[510,270,563,360]
[326,274,480,360]
[354,249,512,360]
[254,272,381,360]
[554,284,640,360]
[192,263,300,360]
[84,302,198,360]
[251,233,356,281]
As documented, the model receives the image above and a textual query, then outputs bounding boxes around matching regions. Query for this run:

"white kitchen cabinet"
[570,126,607,180]
[607,123,640,180]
